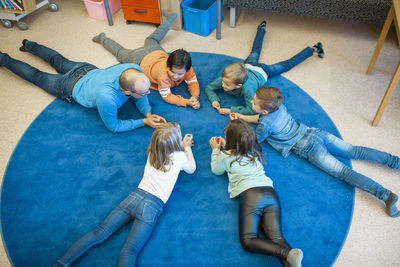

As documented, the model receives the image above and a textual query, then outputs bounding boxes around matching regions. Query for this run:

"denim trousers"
[58,188,164,267]
[239,186,291,267]
[291,128,400,201]
[0,41,96,102]
[95,13,178,64]
[244,27,314,78]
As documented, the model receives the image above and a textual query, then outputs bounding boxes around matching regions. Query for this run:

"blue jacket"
[256,104,307,157]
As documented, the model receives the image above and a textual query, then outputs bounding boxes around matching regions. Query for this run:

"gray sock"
[385,192,400,217]
[286,248,303,267]
[92,32,106,43]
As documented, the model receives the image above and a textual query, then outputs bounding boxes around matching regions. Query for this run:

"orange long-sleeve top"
[140,50,200,107]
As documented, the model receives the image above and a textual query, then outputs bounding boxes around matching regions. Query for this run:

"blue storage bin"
[181,0,224,36]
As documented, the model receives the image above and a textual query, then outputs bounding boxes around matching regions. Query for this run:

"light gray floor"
[0,0,399,266]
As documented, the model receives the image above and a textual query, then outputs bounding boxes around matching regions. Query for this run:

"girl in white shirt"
[54,122,196,267]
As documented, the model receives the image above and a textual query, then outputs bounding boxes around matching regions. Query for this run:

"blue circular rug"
[1,53,354,267]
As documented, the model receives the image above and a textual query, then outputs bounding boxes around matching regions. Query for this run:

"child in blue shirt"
[230,86,400,218]
[210,119,303,267]
[205,21,324,116]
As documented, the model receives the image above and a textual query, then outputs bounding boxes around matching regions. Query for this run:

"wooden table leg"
[367,5,394,74]
[372,60,400,126]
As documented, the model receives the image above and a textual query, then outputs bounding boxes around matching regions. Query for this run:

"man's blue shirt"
[72,64,152,133]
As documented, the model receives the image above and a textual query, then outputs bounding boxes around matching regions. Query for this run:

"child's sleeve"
[230,86,257,115]
[181,146,196,174]
[185,68,200,97]
[255,116,270,143]
[205,77,223,103]
[158,77,188,107]
[210,148,227,175]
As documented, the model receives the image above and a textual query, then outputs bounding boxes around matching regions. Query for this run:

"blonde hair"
[147,122,184,172]
[222,62,247,85]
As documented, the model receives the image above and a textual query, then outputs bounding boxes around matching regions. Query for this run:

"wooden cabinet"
[121,0,161,24]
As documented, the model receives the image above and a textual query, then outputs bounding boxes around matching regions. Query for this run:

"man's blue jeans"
[244,27,314,78]
[58,188,164,267]
[0,41,96,102]
[291,128,400,201]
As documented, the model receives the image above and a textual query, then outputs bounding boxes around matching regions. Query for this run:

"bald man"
[0,40,165,133]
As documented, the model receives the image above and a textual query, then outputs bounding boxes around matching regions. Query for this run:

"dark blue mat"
[1,52,354,267]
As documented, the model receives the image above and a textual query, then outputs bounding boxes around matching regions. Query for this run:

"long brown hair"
[223,119,264,166]
[147,122,184,172]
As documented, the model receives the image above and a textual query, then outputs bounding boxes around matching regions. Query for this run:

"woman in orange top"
[92,13,200,109]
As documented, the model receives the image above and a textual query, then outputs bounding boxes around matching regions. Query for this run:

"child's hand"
[218,108,231,115]
[209,136,225,149]
[190,96,201,109]
[216,136,226,147]
[187,98,200,110]
[183,134,194,147]
[212,101,220,110]
[229,112,240,120]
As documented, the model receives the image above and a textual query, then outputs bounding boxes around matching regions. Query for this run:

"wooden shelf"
[0,0,36,14]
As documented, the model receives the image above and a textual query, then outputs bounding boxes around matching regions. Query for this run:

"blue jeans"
[244,27,314,78]
[58,188,164,267]
[0,41,96,102]
[291,128,400,201]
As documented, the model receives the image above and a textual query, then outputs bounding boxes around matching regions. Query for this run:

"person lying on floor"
[53,122,196,267]
[0,40,166,133]
[230,86,400,218]
[92,12,200,109]
[205,20,324,116]
[209,119,303,267]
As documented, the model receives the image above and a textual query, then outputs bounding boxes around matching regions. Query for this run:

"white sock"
[286,248,303,267]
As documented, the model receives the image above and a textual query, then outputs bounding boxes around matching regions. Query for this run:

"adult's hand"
[150,114,167,124]
[143,115,166,128]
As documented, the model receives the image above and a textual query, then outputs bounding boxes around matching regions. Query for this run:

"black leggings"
[239,187,291,266]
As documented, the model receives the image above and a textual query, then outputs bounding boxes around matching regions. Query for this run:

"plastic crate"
[83,0,121,20]
[181,0,223,36]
